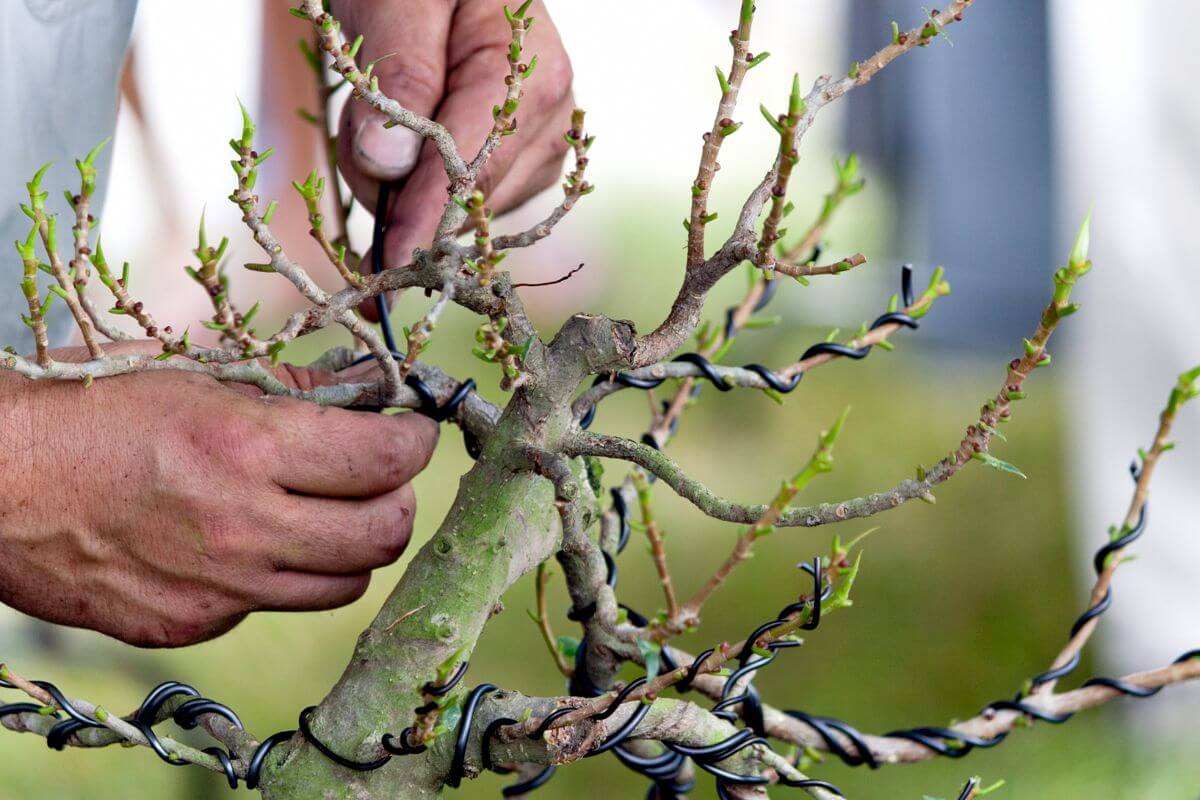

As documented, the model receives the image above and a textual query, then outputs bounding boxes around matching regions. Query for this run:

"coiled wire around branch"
[779,464,1200,768]
[0,678,290,790]
[579,260,920,431]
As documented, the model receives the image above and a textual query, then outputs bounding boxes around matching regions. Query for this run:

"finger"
[376,1,573,271]
[335,1,451,194]
[264,398,438,497]
[263,483,417,574]
[258,571,373,612]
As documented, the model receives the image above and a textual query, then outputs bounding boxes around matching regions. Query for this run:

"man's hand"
[334,0,573,289]
[0,344,437,647]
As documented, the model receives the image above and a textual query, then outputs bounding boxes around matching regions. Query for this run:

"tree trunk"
[259,408,579,798]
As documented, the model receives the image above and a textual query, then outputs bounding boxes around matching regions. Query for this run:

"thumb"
[335,7,451,192]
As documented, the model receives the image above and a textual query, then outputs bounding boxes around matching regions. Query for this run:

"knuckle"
[203,517,261,566]
[186,407,277,474]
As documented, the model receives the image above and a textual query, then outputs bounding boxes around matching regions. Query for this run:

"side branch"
[563,429,949,528]
[673,650,1200,767]
[0,665,245,778]
[635,1,975,367]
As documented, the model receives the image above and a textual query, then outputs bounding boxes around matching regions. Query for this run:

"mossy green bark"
[260,408,585,799]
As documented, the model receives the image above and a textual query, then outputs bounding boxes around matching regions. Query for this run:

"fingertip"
[390,410,440,465]
[354,117,423,181]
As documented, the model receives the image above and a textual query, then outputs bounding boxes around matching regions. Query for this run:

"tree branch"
[572,268,937,421]
[564,429,950,528]
[0,664,248,777]
[635,1,976,368]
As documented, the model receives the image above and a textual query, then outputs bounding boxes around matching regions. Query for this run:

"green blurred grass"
[3,183,1196,799]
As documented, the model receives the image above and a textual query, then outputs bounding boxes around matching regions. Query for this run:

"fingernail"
[355,115,422,180]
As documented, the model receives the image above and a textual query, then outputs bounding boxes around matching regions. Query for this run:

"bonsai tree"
[2,1,1197,798]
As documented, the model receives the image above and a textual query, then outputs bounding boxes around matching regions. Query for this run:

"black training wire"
[445,684,499,788]
[0,677,296,790]
[2,213,1191,799]
[780,463,1200,769]
[298,706,391,771]
[555,483,849,798]
[546,254,878,798]
[579,260,920,431]
[1028,463,1149,689]
[380,659,473,758]
[373,181,399,354]
[345,179,478,446]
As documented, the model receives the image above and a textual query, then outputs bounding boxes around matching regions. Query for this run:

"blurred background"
[2,1,1199,798]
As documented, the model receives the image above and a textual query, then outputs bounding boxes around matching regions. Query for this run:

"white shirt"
[0,0,136,353]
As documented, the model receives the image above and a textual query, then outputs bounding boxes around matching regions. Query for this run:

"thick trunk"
[260,454,564,799]
[259,317,622,798]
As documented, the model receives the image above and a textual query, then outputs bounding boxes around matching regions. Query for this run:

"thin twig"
[1031,369,1197,695]
[632,469,680,621]
[513,263,585,289]
[535,564,574,678]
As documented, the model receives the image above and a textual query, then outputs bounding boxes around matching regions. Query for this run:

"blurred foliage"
[3,177,1197,799]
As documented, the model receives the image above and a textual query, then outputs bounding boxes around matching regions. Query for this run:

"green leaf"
[979,422,1007,442]
[267,339,286,366]
[1069,209,1091,268]
[970,451,1027,479]
[237,98,256,148]
[788,73,803,118]
[978,779,1007,797]
[520,55,538,80]
[636,638,662,679]
[29,161,54,189]
[759,104,784,134]
[439,703,462,734]
[715,66,730,94]
[742,315,781,330]
[556,635,580,659]
[828,550,863,610]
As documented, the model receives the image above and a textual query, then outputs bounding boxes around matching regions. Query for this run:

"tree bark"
[260,400,586,799]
